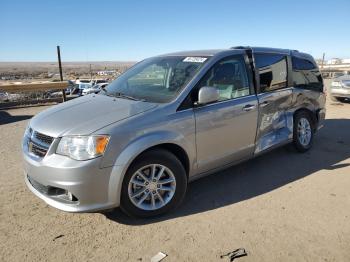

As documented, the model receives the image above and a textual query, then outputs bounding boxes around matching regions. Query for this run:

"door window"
[254,54,288,92]
[195,55,250,101]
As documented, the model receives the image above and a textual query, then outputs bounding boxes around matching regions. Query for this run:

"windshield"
[104,56,208,103]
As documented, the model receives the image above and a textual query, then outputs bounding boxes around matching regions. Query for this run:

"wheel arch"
[293,107,318,130]
[137,143,190,177]
[108,131,193,207]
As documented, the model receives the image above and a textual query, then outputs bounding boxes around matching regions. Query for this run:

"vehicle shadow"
[104,118,350,225]
[0,111,33,125]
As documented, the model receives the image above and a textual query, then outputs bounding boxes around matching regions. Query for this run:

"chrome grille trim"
[29,142,48,158]
[33,131,54,145]
[27,130,54,158]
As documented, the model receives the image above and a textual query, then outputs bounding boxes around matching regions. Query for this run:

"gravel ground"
[1,84,350,261]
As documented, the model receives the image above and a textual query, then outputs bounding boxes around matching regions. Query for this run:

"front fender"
[107,130,195,207]
[115,130,194,167]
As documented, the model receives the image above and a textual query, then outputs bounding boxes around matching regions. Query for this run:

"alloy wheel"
[128,164,176,211]
[297,117,312,146]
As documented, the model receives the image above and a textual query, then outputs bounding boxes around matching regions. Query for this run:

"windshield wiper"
[102,89,146,101]
[114,92,145,101]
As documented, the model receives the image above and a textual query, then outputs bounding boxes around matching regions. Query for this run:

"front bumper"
[23,150,121,212]
[330,88,350,98]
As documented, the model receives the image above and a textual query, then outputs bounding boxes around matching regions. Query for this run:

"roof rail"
[230,46,250,50]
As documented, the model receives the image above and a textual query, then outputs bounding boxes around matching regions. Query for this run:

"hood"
[30,94,158,137]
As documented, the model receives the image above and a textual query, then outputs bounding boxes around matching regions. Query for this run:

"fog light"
[67,192,73,201]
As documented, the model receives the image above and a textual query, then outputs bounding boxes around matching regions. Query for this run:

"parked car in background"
[46,90,63,98]
[72,83,92,96]
[91,79,108,86]
[82,83,108,95]
[48,83,91,98]
[65,85,81,97]
[0,91,9,102]
[0,91,23,102]
[330,75,350,102]
[76,79,92,84]
[23,47,325,218]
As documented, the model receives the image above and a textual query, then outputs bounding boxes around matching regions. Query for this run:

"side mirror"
[197,86,219,105]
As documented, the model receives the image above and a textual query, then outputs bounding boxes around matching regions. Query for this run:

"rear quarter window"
[291,56,323,92]
[254,53,288,92]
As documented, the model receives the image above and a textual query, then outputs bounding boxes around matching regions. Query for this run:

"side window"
[254,54,288,92]
[292,56,323,91]
[195,55,250,101]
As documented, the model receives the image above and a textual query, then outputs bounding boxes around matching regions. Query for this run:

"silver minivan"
[23,47,326,217]
[330,74,350,102]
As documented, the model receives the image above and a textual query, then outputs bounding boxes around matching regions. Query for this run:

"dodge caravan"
[23,47,326,217]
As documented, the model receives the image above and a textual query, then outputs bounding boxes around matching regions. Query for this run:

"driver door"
[194,55,258,173]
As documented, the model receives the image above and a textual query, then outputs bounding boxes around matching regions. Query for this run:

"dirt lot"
[1,86,350,261]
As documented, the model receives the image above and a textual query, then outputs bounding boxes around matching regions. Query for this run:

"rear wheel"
[120,149,187,218]
[293,111,314,152]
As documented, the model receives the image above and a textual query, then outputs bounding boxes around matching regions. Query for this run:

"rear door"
[253,53,293,153]
[193,54,258,173]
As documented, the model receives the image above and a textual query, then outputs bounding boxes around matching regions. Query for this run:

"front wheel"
[120,149,187,218]
[293,111,314,152]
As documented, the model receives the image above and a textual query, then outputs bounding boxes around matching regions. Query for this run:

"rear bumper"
[23,150,122,212]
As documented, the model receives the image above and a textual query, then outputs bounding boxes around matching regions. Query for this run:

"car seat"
[209,63,235,100]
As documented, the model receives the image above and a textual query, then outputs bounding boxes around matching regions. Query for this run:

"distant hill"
[0,61,136,75]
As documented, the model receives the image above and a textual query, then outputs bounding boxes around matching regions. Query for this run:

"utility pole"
[321,53,325,71]
[89,64,92,80]
[57,45,67,102]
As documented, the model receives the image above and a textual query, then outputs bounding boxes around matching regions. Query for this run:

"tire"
[337,97,347,103]
[120,149,187,218]
[293,111,314,153]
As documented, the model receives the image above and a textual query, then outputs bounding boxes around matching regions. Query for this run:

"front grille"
[27,130,54,158]
[30,142,48,158]
[33,131,54,145]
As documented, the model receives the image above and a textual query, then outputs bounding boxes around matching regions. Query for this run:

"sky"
[1,0,349,62]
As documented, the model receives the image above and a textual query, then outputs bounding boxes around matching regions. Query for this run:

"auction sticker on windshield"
[183,57,207,63]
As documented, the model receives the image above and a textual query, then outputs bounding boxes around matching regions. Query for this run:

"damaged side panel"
[254,87,324,154]
[254,88,294,154]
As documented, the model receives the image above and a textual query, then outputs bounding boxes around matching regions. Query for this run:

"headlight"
[23,124,32,150]
[56,135,110,160]
[24,124,32,138]
[331,81,342,87]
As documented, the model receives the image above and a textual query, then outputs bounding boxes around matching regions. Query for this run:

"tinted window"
[292,56,323,91]
[254,54,288,92]
[195,55,250,102]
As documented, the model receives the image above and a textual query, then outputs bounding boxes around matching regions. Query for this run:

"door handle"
[260,101,269,107]
[242,104,256,111]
